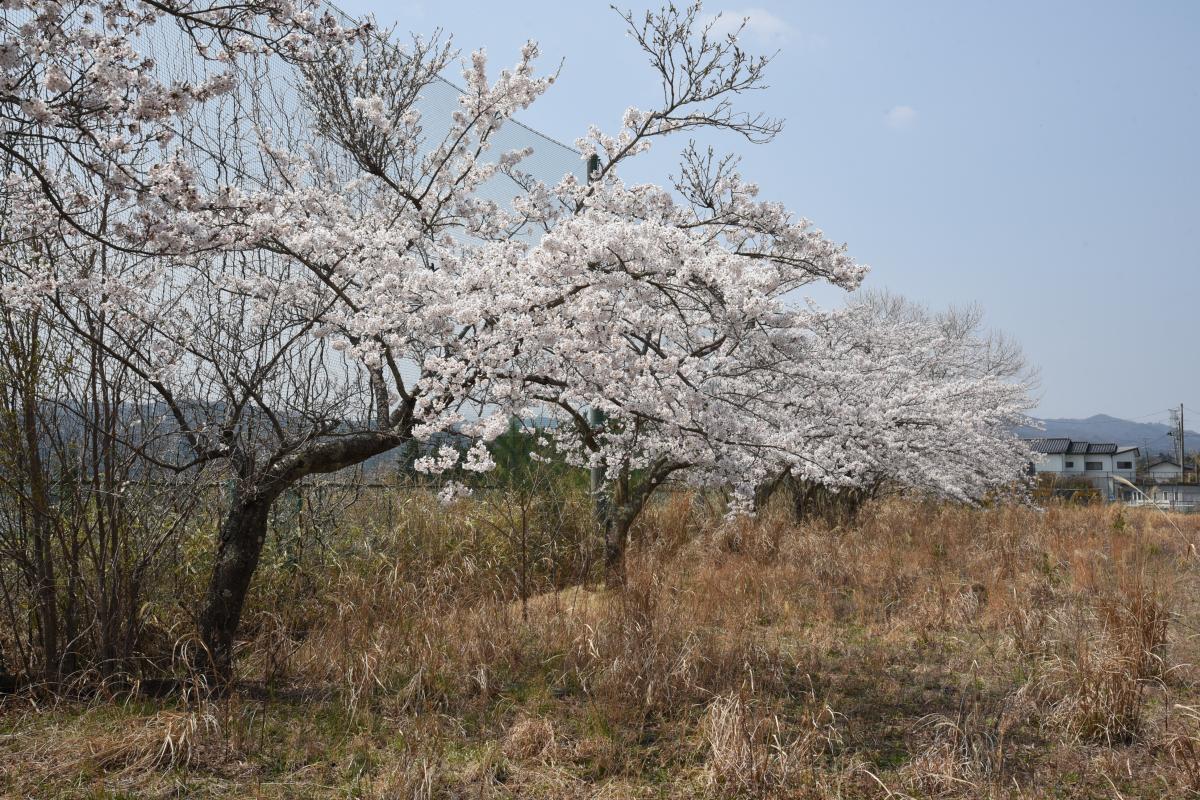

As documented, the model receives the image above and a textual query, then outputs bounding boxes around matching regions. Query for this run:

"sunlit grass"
[4,496,1200,798]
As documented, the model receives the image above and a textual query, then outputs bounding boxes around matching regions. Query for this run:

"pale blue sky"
[339,0,1199,422]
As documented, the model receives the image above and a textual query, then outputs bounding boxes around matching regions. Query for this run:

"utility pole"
[586,153,609,530]
[1180,404,1187,482]
[1169,404,1185,478]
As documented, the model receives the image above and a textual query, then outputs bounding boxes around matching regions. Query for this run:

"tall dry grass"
[3,493,1199,798]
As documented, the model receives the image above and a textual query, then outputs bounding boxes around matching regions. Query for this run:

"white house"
[1024,439,1139,479]
[1142,458,1197,483]
[1024,438,1140,500]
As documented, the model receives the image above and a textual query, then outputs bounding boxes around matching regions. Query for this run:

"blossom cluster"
[0,0,1034,522]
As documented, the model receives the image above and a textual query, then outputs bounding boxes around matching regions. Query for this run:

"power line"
[1040,414,1171,428]
[1124,408,1175,421]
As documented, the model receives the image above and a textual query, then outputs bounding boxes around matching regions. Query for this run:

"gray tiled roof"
[1022,438,1122,456]
[1025,438,1071,454]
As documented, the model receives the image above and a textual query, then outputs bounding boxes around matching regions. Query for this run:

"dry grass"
[3,496,1200,798]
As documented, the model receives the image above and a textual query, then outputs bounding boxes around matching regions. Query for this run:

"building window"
[1117,461,1133,470]
[1085,461,1103,471]
[1065,461,1075,468]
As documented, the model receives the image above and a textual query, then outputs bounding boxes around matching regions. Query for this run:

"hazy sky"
[338,0,1199,422]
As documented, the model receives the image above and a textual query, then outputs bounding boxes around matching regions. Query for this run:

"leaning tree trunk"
[196,488,281,685]
[192,424,412,687]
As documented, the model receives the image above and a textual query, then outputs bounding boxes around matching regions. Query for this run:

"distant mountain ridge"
[1017,414,1200,456]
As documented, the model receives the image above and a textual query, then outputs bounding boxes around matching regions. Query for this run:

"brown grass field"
[3,493,1200,798]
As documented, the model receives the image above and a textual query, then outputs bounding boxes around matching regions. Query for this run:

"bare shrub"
[503,715,557,762]
[1018,581,1169,744]
[1162,704,1200,795]
[703,693,843,797]
[902,687,1034,796]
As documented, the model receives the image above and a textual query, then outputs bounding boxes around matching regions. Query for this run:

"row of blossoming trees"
[0,0,1034,684]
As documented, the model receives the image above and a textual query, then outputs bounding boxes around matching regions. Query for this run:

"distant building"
[1023,438,1140,501]
[1141,458,1197,483]
[1134,482,1200,511]
[1024,438,1139,479]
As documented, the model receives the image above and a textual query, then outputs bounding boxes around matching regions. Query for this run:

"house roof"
[1022,438,1129,456]
[1146,458,1196,471]
[1024,437,1070,454]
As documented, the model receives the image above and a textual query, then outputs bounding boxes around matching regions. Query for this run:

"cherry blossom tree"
[0,0,1033,683]
[760,293,1035,523]
[1,0,564,680]
[212,1,873,590]
[426,5,870,583]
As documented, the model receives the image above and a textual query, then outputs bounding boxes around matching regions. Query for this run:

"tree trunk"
[791,479,811,524]
[193,427,411,686]
[600,459,684,589]
[21,382,59,684]
[603,501,640,589]
[602,471,632,589]
[603,514,630,589]
[197,490,280,685]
